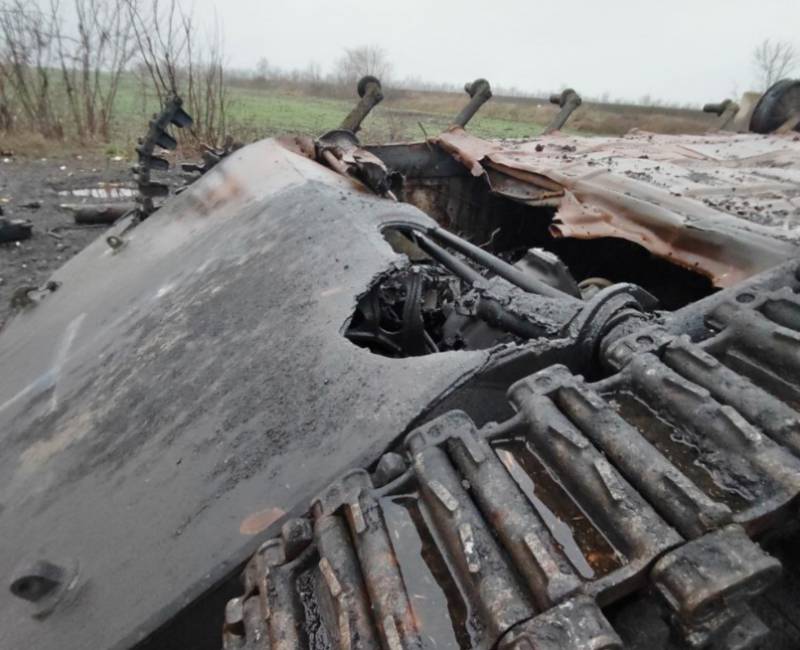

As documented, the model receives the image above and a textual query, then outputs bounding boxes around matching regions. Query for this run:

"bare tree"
[126,0,229,145]
[0,74,11,130]
[753,39,798,90]
[0,1,62,137]
[334,45,392,85]
[54,0,136,140]
[0,0,134,140]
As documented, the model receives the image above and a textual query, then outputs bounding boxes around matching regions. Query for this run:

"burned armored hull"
[2,79,800,650]
[0,139,506,648]
[222,260,800,650]
[216,88,800,649]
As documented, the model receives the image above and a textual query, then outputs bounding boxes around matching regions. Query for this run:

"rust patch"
[240,506,286,535]
[433,128,800,287]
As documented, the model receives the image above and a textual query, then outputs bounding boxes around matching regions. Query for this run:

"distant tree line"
[0,0,228,143]
[1,4,797,144]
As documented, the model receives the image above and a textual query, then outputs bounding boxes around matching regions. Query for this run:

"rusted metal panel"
[434,127,800,287]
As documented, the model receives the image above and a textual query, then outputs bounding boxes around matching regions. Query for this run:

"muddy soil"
[0,154,183,330]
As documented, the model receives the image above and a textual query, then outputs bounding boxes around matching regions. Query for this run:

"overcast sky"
[190,0,799,104]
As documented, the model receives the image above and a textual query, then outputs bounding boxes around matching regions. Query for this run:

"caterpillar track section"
[225,264,800,650]
[133,95,193,218]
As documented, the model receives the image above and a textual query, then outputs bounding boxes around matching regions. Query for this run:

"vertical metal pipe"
[452,78,493,128]
[340,76,384,133]
[543,88,582,134]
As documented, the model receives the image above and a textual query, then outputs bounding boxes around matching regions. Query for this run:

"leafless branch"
[753,39,798,90]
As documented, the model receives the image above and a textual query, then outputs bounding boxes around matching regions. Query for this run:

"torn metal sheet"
[434,127,800,287]
[316,129,400,198]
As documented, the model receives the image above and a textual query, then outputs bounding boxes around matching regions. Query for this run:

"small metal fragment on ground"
[0,218,33,243]
[62,203,136,225]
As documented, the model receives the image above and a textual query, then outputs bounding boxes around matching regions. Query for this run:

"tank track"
[133,95,193,219]
[223,275,800,649]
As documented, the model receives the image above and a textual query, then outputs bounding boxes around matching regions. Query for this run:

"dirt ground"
[0,153,186,331]
[0,154,129,329]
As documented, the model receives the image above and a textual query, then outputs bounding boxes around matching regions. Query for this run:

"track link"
[224,282,800,649]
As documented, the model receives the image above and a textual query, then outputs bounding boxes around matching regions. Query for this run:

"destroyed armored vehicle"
[2,77,800,650]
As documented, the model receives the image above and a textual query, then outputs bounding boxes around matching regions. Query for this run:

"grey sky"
[191,0,799,104]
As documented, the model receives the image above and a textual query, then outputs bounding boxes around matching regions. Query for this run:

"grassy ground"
[225,87,557,143]
[101,82,562,148]
[194,83,718,145]
[2,77,719,156]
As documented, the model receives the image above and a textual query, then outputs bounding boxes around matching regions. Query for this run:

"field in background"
[191,82,720,145]
[3,76,721,156]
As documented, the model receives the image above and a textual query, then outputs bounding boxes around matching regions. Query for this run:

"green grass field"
[226,88,550,143]
[104,80,556,150]
[3,75,716,155]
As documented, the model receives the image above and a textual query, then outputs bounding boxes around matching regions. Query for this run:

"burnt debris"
[345,226,589,357]
[0,216,33,243]
[227,261,800,650]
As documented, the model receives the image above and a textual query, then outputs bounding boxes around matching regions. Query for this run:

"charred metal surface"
[750,79,800,134]
[652,526,780,647]
[498,596,622,649]
[182,136,244,179]
[345,225,665,358]
[6,78,800,650]
[364,142,468,179]
[317,129,400,198]
[422,225,572,299]
[224,411,629,649]
[0,139,496,649]
[543,88,582,134]
[431,127,800,287]
[225,260,800,649]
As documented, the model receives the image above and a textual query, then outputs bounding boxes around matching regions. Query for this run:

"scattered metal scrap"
[181,135,244,178]
[0,216,32,243]
[63,203,137,225]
